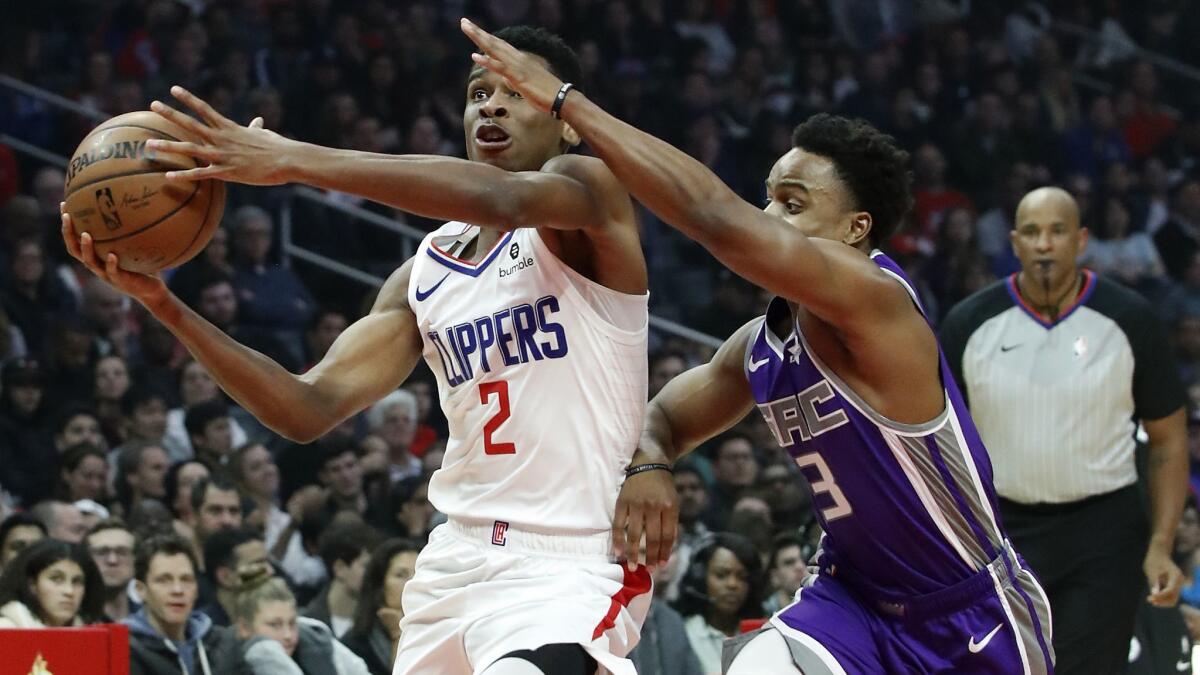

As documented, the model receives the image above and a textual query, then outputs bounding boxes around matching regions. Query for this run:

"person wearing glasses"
[84,518,138,621]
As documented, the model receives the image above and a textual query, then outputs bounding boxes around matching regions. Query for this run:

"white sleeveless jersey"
[408,222,648,534]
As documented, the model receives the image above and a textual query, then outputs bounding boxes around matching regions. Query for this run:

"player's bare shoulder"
[811,238,918,316]
[540,154,636,231]
[371,257,418,315]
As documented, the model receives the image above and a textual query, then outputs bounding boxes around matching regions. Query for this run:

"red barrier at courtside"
[0,624,129,675]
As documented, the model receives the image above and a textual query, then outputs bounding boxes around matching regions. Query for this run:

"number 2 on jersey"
[479,381,516,455]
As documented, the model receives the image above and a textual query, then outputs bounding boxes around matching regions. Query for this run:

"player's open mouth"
[475,124,512,151]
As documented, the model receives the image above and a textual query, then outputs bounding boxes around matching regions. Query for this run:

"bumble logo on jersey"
[499,240,535,277]
[428,294,569,387]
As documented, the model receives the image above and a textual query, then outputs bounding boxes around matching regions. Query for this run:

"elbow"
[280,425,323,445]
[265,388,338,444]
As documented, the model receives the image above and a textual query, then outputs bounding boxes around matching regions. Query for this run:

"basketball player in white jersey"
[61,26,672,675]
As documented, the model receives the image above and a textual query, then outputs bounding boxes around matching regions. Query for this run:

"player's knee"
[726,629,802,675]
[483,643,598,675]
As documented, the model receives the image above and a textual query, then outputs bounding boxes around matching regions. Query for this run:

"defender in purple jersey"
[462,23,1054,674]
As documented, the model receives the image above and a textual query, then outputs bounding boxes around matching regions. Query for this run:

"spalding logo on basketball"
[63,110,226,274]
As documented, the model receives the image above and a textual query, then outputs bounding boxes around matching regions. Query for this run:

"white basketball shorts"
[391,518,653,675]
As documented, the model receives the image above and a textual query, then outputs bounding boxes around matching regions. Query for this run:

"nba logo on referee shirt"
[491,521,509,546]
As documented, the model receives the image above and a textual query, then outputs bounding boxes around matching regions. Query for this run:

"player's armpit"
[297,260,424,439]
[641,320,758,463]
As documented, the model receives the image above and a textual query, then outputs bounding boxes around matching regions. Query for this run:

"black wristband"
[551,82,575,119]
[625,462,672,478]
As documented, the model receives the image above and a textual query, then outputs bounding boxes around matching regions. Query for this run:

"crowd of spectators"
[3,0,1200,673]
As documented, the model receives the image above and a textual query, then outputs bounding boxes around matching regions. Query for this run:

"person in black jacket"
[341,538,421,675]
[123,534,248,675]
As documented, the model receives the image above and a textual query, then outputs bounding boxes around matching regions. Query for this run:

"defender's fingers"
[460,18,495,50]
[470,52,506,75]
[249,116,264,129]
[150,100,214,139]
[145,139,220,162]
[164,165,230,182]
[170,85,234,129]
[461,18,522,60]
[643,506,664,571]
[611,502,629,559]
[624,505,645,569]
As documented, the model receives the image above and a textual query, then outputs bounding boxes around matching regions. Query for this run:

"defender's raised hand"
[147,85,296,185]
[460,18,565,114]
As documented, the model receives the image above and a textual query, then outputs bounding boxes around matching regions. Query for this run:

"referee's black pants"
[1000,485,1147,675]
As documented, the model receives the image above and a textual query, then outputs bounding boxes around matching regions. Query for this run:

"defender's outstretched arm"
[460,20,906,329]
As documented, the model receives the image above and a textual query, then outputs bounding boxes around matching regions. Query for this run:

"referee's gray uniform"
[941,270,1186,675]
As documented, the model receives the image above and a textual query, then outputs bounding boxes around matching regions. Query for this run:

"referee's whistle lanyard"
[1015,270,1084,323]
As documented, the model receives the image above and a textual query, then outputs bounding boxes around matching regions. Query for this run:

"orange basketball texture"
[63,110,226,274]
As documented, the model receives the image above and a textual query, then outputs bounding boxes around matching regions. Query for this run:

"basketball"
[62,110,226,274]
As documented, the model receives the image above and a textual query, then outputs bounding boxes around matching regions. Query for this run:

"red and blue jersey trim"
[426,230,514,277]
[1005,269,1096,329]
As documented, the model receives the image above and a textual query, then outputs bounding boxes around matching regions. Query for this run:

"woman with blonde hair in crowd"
[0,538,104,627]
[235,576,369,674]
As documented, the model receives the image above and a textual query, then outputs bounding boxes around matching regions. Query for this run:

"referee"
[940,186,1189,675]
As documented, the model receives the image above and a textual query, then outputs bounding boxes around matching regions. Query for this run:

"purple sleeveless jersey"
[746,251,1007,596]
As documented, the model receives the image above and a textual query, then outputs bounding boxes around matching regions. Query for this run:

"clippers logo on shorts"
[427,294,569,388]
[491,521,509,546]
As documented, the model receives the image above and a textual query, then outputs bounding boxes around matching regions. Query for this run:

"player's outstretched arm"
[460,20,899,327]
[62,211,422,443]
[613,320,758,568]
[145,87,620,234]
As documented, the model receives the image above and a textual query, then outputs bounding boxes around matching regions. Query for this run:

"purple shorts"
[729,543,1054,674]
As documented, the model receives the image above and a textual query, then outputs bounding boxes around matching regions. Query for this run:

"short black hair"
[189,475,241,514]
[317,521,378,572]
[120,385,169,417]
[134,533,197,582]
[53,403,99,437]
[314,435,360,473]
[768,532,805,570]
[711,431,754,460]
[203,526,261,582]
[59,441,106,474]
[490,26,582,86]
[790,114,913,247]
[0,513,46,551]
[184,399,229,440]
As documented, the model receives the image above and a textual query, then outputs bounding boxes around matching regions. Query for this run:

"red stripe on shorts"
[592,565,652,640]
